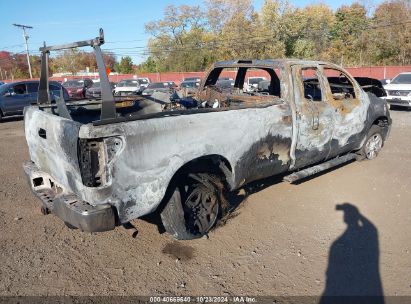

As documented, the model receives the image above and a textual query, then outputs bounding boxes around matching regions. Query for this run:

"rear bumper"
[23,161,116,232]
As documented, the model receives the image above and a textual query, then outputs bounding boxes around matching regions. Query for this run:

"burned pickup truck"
[23,30,391,240]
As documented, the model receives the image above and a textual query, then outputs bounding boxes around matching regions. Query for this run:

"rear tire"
[160,174,222,240]
[360,125,384,160]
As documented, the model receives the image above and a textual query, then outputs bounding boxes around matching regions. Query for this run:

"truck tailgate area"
[24,106,83,196]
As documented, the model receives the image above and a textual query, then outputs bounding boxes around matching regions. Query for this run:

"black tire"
[359,125,384,160]
[160,174,223,240]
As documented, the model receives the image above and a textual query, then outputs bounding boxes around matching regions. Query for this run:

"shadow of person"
[320,203,384,304]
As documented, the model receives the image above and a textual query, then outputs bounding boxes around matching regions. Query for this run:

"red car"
[62,79,93,99]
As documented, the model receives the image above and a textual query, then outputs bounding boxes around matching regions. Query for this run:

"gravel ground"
[0,110,410,297]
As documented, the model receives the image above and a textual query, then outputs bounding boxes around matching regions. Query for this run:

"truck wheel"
[360,125,384,160]
[160,174,222,240]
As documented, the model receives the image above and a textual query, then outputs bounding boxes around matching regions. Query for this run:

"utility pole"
[12,23,33,78]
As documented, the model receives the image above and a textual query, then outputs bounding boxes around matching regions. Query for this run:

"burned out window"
[323,68,356,101]
[301,68,322,101]
[204,67,281,98]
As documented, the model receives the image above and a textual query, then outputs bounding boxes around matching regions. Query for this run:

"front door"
[3,83,29,114]
[291,65,335,169]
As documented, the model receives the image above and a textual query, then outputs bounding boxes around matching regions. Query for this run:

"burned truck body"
[23,30,391,239]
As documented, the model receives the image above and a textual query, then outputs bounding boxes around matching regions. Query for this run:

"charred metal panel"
[24,107,83,195]
[78,103,292,223]
[319,65,371,158]
[291,65,335,168]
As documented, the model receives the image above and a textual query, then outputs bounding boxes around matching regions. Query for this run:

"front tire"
[160,174,222,240]
[360,125,384,160]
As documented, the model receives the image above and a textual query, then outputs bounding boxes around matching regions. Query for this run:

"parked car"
[180,80,200,88]
[113,79,142,96]
[137,78,150,89]
[216,79,235,90]
[166,81,178,89]
[0,80,68,120]
[383,72,411,108]
[141,82,172,96]
[62,78,93,99]
[85,80,116,99]
[23,52,391,240]
[257,80,271,93]
[183,77,201,82]
[244,76,266,92]
[179,80,200,96]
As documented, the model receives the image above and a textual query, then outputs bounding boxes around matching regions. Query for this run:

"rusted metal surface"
[23,59,392,227]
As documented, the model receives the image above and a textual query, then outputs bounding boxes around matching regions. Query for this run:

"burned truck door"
[291,65,335,169]
[320,66,369,158]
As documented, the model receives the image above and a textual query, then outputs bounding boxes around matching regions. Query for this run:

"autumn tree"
[328,3,369,66]
[369,0,411,65]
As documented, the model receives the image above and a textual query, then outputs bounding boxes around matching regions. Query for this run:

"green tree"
[368,0,411,65]
[329,3,369,66]
[115,56,134,74]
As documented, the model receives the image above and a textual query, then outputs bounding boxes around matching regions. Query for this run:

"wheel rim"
[365,133,383,160]
[184,185,219,235]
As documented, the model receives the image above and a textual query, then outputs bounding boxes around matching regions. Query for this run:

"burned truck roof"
[212,59,332,69]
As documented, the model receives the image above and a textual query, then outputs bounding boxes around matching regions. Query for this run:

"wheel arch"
[171,154,234,189]
[156,154,234,214]
[371,115,390,140]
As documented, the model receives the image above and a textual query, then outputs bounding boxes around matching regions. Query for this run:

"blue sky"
[0,0,379,64]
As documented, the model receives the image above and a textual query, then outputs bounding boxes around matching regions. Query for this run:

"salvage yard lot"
[0,110,410,297]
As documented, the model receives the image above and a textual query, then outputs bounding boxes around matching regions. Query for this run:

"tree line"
[138,0,411,72]
[0,50,134,80]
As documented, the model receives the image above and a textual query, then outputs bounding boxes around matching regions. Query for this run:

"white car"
[113,79,141,96]
[137,78,150,89]
[383,72,411,108]
[244,77,266,92]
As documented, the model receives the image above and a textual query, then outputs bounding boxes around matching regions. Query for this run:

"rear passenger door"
[2,83,29,114]
[320,66,367,157]
[291,65,335,169]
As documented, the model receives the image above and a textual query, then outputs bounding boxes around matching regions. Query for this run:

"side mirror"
[386,79,391,84]
[4,92,13,97]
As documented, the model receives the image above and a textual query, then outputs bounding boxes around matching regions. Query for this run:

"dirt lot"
[0,110,410,298]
